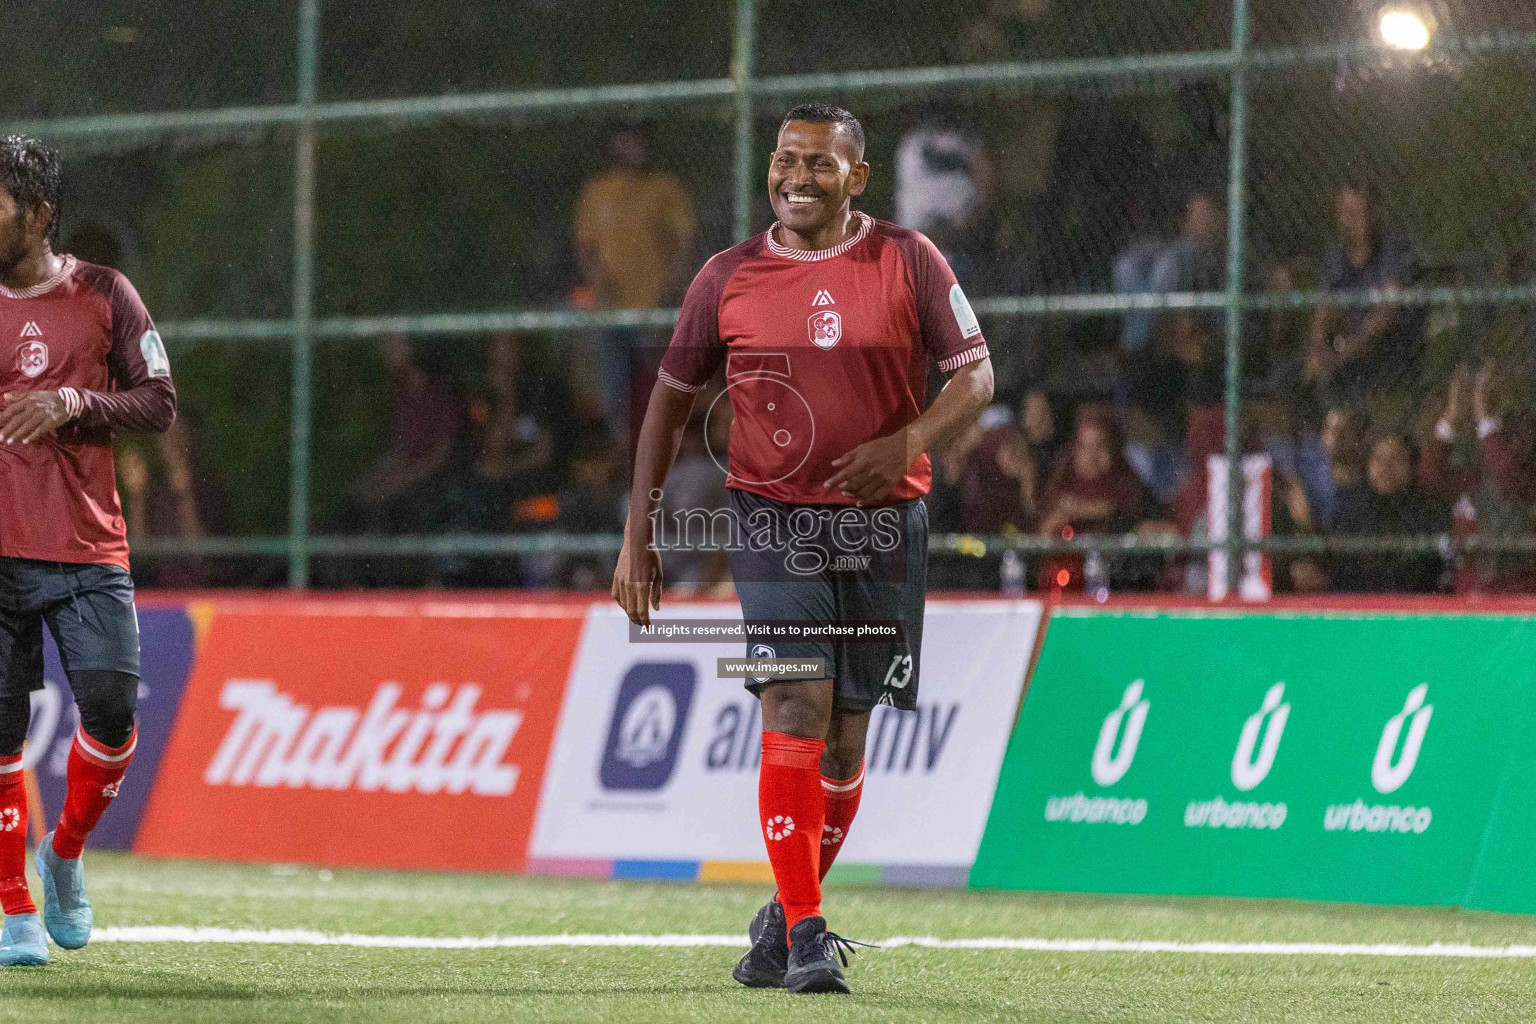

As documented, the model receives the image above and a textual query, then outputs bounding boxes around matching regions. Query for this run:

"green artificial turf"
[2,853,1533,1023]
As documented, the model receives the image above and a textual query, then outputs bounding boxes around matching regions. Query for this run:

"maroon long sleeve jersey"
[658,213,989,504]
[1,256,177,568]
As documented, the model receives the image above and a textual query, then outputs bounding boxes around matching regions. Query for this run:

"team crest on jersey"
[808,310,842,350]
[16,340,47,378]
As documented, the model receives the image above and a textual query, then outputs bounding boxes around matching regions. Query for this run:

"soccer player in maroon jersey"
[0,137,176,966]
[613,104,993,993]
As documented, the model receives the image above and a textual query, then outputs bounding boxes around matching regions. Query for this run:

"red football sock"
[819,761,864,880]
[52,726,136,860]
[759,731,826,941]
[0,754,35,915]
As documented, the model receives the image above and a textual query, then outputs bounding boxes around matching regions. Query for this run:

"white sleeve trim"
[1478,416,1501,440]
[58,387,84,421]
[938,343,989,373]
[656,369,701,394]
[1434,420,1455,442]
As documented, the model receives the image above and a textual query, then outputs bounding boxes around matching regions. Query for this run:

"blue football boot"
[36,832,92,950]
[0,913,49,966]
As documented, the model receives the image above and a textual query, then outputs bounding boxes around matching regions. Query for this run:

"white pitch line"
[87,928,1536,958]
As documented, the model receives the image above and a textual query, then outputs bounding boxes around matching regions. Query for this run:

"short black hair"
[0,136,63,248]
[779,103,865,157]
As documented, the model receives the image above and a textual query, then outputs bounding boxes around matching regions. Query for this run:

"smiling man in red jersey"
[0,136,176,967]
[613,104,993,994]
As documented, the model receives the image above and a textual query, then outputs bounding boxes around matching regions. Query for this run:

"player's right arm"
[611,250,733,627]
[613,383,696,627]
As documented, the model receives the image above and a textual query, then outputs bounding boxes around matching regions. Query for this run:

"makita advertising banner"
[972,607,1536,907]
[133,603,586,872]
[531,601,1041,876]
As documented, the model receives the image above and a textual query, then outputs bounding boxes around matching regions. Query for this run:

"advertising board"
[973,608,1536,906]
[532,601,1041,877]
[134,604,585,872]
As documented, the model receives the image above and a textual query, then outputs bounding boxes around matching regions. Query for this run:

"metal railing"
[8,3,1536,588]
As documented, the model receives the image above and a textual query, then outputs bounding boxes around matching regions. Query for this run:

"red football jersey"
[0,256,177,568]
[658,213,988,505]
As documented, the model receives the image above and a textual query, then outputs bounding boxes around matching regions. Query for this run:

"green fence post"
[732,0,758,243]
[1222,0,1251,598]
[288,0,320,588]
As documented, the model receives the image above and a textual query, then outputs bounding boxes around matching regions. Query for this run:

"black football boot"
[783,915,866,994]
[731,899,788,988]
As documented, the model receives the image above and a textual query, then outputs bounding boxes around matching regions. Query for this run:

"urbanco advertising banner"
[972,608,1536,906]
[28,607,196,850]
[531,601,1041,875]
[134,602,586,872]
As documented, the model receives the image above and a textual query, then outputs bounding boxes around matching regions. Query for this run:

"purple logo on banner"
[27,607,195,850]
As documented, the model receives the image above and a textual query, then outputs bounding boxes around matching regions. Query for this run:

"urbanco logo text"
[1324,684,1435,834]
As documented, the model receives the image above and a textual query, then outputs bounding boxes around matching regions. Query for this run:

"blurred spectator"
[955,0,1052,62]
[1019,389,1060,487]
[895,119,993,289]
[450,334,586,586]
[956,406,1032,535]
[117,419,226,587]
[349,335,464,536]
[1112,202,1167,357]
[1248,260,1332,524]
[575,127,697,431]
[459,334,566,531]
[1421,366,1536,593]
[1307,183,1428,410]
[1123,190,1227,504]
[1329,434,1447,593]
[556,430,630,590]
[657,394,732,592]
[1037,410,1152,591]
[1149,190,1227,401]
[1314,407,1367,529]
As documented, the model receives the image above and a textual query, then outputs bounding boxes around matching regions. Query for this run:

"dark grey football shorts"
[726,488,927,713]
[0,557,141,698]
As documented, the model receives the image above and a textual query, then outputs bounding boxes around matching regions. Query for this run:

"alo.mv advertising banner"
[972,608,1536,908]
[26,607,196,850]
[532,601,1041,877]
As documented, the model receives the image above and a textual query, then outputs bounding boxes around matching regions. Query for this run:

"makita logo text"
[205,680,523,796]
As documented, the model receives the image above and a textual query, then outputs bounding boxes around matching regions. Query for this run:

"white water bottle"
[1000,549,1026,597]
[1084,549,1110,602]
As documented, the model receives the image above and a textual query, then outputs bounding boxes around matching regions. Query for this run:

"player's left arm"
[825,357,993,504]
[0,273,176,444]
[825,231,994,503]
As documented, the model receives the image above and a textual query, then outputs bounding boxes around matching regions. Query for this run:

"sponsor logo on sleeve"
[949,283,982,339]
[140,329,171,378]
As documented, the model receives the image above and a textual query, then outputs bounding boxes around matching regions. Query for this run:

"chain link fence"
[7,0,1536,596]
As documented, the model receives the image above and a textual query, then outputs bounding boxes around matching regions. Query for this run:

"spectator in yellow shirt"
[575,129,697,431]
